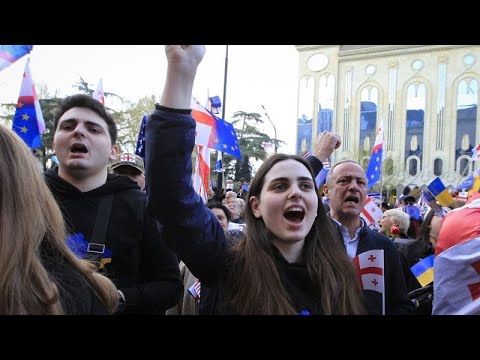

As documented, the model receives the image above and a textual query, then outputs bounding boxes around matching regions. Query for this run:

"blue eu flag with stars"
[135,113,147,160]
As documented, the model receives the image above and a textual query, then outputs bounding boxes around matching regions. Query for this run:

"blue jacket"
[146,107,328,314]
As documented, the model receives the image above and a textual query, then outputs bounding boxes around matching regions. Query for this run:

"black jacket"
[45,169,182,314]
[41,242,111,315]
[354,223,415,315]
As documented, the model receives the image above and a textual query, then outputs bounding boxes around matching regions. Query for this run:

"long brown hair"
[228,154,365,314]
[0,125,118,314]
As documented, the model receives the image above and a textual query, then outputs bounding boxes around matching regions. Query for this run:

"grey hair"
[383,208,411,234]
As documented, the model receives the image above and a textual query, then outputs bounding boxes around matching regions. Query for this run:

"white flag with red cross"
[360,197,383,230]
[353,249,385,315]
[193,145,210,204]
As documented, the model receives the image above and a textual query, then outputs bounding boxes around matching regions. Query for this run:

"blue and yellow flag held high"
[410,254,434,287]
[11,58,45,149]
[427,177,454,207]
[0,45,33,72]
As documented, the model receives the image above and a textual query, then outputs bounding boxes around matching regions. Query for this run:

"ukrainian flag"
[427,177,454,207]
[410,254,434,287]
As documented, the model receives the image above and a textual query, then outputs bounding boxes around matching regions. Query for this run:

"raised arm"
[160,45,205,109]
[145,46,226,285]
[306,131,341,177]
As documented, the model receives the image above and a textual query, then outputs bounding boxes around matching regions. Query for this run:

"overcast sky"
[0,45,299,153]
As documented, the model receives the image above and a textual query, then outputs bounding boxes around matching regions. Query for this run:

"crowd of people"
[2,44,478,315]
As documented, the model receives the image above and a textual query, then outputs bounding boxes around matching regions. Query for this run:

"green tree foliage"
[220,111,284,183]
[116,95,156,153]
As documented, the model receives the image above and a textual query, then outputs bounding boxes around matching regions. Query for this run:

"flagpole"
[221,45,229,121]
[456,158,473,187]
[380,117,385,203]
[219,45,229,191]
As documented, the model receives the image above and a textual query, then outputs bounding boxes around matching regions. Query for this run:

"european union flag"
[0,45,33,72]
[11,58,45,149]
[410,254,434,287]
[365,119,384,189]
[404,205,422,221]
[210,113,242,159]
[135,113,147,160]
[453,168,480,190]
[365,144,382,189]
[191,97,241,159]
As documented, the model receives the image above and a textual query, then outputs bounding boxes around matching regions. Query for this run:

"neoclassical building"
[295,45,480,200]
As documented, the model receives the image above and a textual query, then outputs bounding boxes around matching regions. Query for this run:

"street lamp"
[261,104,277,153]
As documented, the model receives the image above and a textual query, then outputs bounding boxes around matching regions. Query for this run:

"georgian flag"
[191,97,241,159]
[353,249,385,315]
[360,197,383,230]
[193,145,210,204]
[433,194,480,315]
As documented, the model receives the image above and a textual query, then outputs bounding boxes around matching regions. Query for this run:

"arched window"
[455,78,478,172]
[297,76,315,155]
[405,83,425,172]
[359,87,378,157]
[318,74,335,133]
[408,157,418,176]
[433,158,443,176]
[459,157,470,177]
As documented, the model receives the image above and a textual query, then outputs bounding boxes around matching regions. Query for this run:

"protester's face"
[114,166,145,190]
[227,201,240,219]
[251,159,317,244]
[378,214,395,235]
[211,208,229,231]
[53,107,116,176]
[324,162,367,221]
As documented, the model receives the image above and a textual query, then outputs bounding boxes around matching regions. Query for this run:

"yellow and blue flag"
[410,254,434,287]
[0,45,33,72]
[427,177,454,207]
[11,58,45,149]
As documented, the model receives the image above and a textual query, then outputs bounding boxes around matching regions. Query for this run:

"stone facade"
[295,45,480,199]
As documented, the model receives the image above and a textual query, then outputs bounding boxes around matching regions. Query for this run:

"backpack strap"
[87,194,114,267]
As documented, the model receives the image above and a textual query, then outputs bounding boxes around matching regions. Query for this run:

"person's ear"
[323,185,330,199]
[110,144,119,160]
[250,196,262,219]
